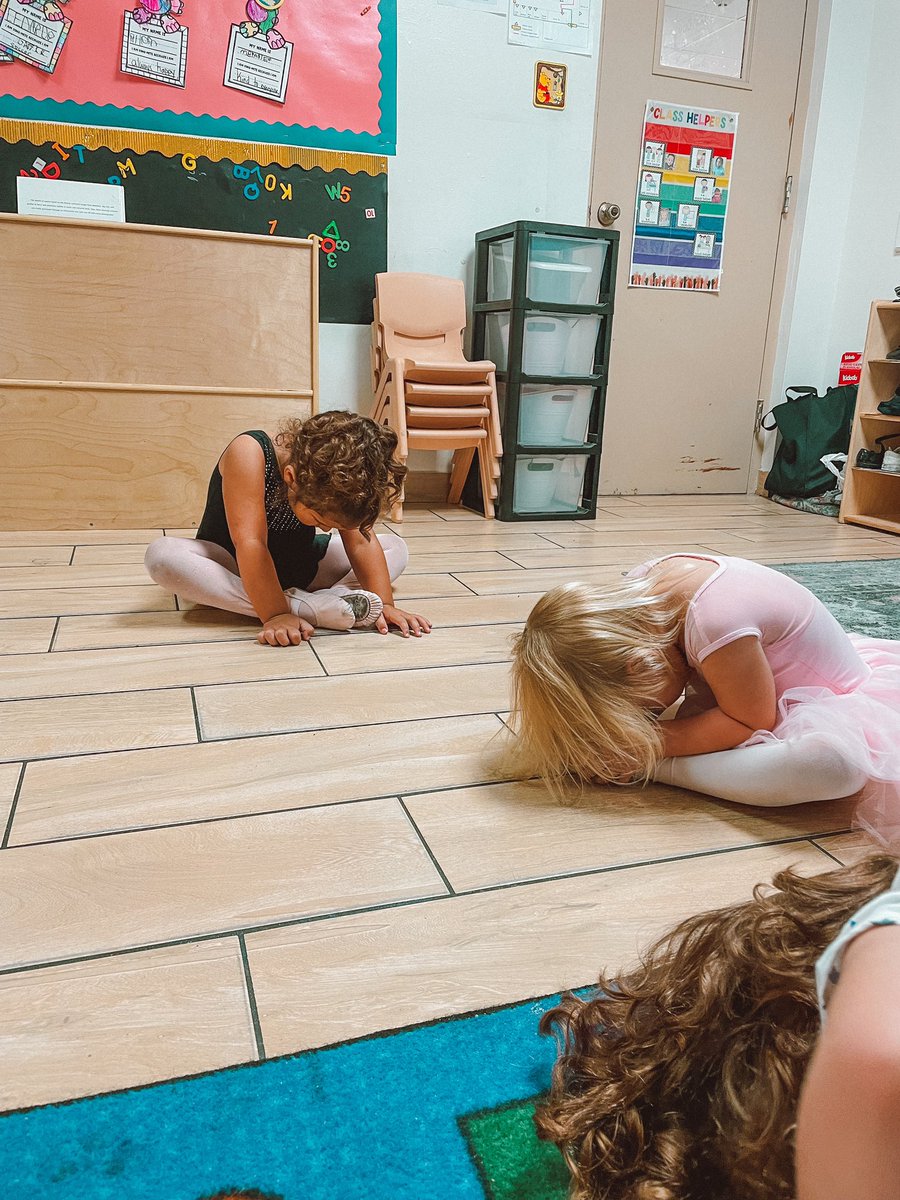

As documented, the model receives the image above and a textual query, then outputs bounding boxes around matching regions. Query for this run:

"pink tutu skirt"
[745,635,900,849]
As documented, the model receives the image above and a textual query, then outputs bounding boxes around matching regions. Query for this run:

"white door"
[591,0,811,494]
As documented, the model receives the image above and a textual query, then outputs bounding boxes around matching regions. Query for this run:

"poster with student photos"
[630,100,738,292]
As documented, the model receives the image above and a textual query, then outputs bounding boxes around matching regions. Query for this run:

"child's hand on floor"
[376,605,432,638]
[257,611,314,646]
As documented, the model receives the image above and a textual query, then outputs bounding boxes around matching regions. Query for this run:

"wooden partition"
[0,215,318,529]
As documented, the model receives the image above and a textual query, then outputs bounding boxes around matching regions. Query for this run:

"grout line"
[67,546,76,566]
[238,933,267,1062]
[0,831,853,979]
[46,617,61,654]
[189,687,202,743]
[448,574,480,595]
[397,797,456,896]
[308,638,329,677]
[1,764,26,850]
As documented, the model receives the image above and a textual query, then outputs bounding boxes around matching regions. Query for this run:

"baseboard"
[405,469,450,504]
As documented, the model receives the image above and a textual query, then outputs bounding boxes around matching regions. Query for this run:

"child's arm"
[796,925,900,1200]
[338,528,431,638]
[220,437,313,646]
[661,635,776,756]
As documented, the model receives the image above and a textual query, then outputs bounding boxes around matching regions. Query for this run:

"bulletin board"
[0,0,397,154]
[629,101,737,293]
[0,118,387,325]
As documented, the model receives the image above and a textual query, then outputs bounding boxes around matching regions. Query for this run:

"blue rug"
[0,994,573,1200]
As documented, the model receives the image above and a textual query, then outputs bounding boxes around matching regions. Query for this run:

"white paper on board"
[224,24,292,104]
[120,11,188,88]
[508,0,593,56]
[16,177,126,223]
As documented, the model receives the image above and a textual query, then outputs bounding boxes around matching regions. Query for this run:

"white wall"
[319,1,602,416]
[765,0,900,463]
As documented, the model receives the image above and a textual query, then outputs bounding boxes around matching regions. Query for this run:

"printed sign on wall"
[629,100,738,292]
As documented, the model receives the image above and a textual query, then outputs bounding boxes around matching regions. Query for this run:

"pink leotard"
[628,554,900,843]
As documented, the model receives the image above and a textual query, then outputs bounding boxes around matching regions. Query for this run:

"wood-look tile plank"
[0,617,56,654]
[396,533,555,553]
[812,831,881,865]
[406,780,855,891]
[195,662,510,739]
[0,586,175,618]
[0,640,323,702]
[0,529,163,546]
[313,623,519,676]
[71,543,151,565]
[0,939,255,1110]
[11,714,510,844]
[54,609,258,651]
[246,841,834,1055]
[0,799,446,970]
[455,564,626,595]
[501,542,742,570]
[0,563,150,590]
[0,689,197,763]
[405,550,523,575]
[0,546,73,567]
[405,592,541,628]
[391,573,473,599]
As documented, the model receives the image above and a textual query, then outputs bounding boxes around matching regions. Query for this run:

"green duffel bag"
[762,384,858,499]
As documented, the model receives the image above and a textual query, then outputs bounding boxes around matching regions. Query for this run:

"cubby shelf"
[839,301,900,536]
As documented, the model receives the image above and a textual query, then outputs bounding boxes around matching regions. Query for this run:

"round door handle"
[596,202,621,227]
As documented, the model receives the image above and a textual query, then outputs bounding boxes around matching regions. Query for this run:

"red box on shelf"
[838,351,863,386]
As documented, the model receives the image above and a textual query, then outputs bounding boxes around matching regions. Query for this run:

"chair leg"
[391,454,408,522]
[477,442,495,519]
[448,446,476,504]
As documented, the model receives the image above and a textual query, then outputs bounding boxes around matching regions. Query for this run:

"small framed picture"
[640,170,662,198]
[693,175,715,202]
[664,151,676,170]
[690,146,712,174]
[534,60,567,109]
[693,231,716,259]
[638,199,660,225]
[676,202,700,229]
[712,154,726,177]
[643,140,665,169]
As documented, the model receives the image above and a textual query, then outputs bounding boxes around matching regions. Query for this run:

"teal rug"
[774,558,900,639]
[0,994,573,1200]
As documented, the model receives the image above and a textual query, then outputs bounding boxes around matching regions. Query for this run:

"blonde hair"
[510,578,684,788]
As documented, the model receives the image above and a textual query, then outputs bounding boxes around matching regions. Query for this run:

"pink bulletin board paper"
[0,0,388,145]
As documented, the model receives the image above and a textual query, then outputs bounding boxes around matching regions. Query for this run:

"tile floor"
[1,496,895,1112]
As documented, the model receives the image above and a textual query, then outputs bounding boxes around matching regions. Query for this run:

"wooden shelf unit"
[840,301,900,535]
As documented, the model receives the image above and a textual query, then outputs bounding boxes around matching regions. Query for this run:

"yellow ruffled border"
[0,117,387,176]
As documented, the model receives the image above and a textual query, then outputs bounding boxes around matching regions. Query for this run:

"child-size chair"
[370,272,502,520]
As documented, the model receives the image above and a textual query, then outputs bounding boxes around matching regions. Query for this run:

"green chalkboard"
[0,127,387,325]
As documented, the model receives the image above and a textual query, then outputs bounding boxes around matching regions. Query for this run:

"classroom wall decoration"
[629,101,738,293]
[0,118,387,324]
[0,0,397,154]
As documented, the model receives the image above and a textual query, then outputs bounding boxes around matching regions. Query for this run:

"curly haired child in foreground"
[537,853,900,1200]
[145,411,431,644]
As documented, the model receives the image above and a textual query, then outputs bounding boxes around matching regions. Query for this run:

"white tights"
[652,733,868,807]
[144,532,409,629]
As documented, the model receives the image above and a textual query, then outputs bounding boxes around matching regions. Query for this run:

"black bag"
[762,384,857,499]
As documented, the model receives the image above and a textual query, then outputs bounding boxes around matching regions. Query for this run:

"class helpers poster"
[629,101,738,292]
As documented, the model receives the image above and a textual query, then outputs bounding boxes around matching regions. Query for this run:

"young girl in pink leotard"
[511,553,900,845]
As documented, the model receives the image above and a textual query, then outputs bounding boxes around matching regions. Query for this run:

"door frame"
[586,0,824,495]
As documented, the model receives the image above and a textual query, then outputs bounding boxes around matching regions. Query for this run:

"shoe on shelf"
[886,345,900,361]
[877,388,900,416]
[882,448,900,474]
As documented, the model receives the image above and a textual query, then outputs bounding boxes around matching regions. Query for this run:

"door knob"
[596,202,621,227]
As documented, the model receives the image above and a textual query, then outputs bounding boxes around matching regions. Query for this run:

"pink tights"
[144,533,408,629]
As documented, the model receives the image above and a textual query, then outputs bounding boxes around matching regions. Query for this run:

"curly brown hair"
[536,853,899,1200]
[275,410,406,536]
